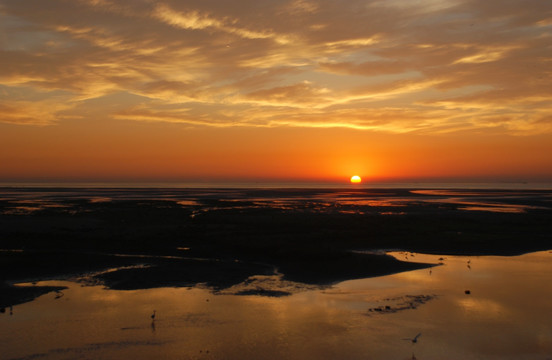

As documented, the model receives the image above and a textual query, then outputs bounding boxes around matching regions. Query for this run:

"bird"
[151,310,156,321]
[403,333,422,343]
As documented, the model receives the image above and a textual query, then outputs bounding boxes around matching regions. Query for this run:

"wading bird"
[151,310,156,321]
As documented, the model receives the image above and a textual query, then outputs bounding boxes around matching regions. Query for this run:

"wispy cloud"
[153,3,291,43]
[0,97,74,126]
[0,0,550,135]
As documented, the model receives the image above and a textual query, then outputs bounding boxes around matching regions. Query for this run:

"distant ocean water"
[0,181,551,190]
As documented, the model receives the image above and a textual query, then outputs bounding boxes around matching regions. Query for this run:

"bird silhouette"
[151,310,156,321]
[403,333,422,343]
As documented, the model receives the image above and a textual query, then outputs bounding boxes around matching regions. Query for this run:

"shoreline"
[1,188,551,307]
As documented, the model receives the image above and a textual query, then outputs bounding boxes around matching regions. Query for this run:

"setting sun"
[1,0,551,184]
[1,2,551,359]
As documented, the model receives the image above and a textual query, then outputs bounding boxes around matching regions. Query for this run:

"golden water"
[1,251,551,359]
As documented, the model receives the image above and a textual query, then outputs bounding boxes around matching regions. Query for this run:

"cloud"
[241,81,331,107]
[0,98,74,126]
[152,3,291,44]
[318,60,410,76]
[0,0,550,134]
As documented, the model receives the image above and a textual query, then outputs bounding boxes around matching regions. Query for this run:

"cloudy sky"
[1,0,551,183]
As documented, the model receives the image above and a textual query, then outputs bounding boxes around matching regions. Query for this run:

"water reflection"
[1,188,551,215]
[1,251,551,359]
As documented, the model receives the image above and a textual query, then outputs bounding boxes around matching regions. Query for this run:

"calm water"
[1,186,551,216]
[1,251,551,360]
[1,181,552,190]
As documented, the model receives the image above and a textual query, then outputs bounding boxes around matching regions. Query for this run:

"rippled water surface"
[1,251,551,360]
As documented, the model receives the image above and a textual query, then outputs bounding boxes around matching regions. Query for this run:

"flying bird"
[403,333,422,343]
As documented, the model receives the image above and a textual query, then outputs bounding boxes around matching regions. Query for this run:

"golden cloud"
[0,0,550,135]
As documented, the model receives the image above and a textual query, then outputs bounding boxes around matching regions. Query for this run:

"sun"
[350,175,362,184]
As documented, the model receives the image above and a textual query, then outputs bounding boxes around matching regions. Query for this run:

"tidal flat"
[0,187,551,359]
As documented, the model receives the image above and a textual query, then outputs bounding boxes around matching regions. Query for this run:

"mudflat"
[1,187,551,307]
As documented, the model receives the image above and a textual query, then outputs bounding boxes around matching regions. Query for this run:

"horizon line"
[1,179,551,190]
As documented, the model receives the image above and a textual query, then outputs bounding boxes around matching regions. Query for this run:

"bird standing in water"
[150,311,157,333]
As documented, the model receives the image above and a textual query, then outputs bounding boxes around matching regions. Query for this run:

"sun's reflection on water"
[1,251,551,359]
[2,188,550,218]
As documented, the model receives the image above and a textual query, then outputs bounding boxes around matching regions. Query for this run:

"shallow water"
[1,188,550,215]
[1,251,551,360]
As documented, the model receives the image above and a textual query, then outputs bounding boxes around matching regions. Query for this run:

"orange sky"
[1,0,551,184]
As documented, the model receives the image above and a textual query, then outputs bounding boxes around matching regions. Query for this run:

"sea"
[1,180,552,189]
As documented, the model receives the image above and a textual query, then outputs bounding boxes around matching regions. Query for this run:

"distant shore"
[2,181,552,190]
[1,188,551,307]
